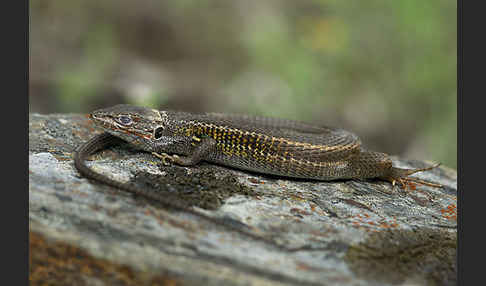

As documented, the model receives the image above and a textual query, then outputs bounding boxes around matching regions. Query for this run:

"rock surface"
[29,113,457,286]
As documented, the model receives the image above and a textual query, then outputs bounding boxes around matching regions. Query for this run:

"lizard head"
[89,104,170,151]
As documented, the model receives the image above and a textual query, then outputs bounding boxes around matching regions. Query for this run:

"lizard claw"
[384,163,443,189]
[152,152,176,165]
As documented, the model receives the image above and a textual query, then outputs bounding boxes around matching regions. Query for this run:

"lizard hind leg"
[382,163,443,188]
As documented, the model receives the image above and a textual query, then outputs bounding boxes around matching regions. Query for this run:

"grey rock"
[29,113,457,286]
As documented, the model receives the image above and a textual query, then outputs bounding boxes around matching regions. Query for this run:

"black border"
[459,0,483,285]
[457,0,462,284]
[25,0,30,285]
[7,0,29,284]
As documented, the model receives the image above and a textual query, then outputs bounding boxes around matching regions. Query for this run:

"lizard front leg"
[153,137,217,166]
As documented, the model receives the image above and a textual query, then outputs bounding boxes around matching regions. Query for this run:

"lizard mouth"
[89,113,153,140]
[89,113,110,127]
[88,111,154,142]
[89,113,121,132]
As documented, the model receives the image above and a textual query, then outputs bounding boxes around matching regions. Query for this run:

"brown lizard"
[79,104,441,188]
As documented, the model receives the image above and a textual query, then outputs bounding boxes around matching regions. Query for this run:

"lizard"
[78,104,441,187]
[73,104,441,245]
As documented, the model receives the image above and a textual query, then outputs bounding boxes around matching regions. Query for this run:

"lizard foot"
[383,163,443,189]
[152,152,180,165]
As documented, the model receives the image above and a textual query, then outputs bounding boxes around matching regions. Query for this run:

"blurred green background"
[29,0,457,169]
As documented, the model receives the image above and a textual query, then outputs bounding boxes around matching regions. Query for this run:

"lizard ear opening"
[153,127,164,140]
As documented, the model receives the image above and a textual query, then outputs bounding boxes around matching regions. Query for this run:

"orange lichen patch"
[349,214,399,232]
[290,208,312,216]
[402,184,433,206]
[289,194,306,202]
[30,231,179,286]
[309,203,317,212]
[440,204,457,221]
[377,218,399,229]
[295,261,326,272]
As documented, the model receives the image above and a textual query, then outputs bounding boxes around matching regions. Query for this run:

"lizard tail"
[396,162,441,176]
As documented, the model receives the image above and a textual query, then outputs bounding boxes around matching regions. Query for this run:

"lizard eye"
[118,115,132,126]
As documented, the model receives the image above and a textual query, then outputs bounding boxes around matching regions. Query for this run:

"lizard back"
[166,111,363,179]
